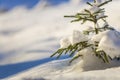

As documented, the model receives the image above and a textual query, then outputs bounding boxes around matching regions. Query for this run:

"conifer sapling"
[51,0,116,63]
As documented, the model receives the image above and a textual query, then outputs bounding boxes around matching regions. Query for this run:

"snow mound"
[92,30,120,58]
[6,58,120,80]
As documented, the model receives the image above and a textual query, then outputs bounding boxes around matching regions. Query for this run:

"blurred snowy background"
[0,0,120,80]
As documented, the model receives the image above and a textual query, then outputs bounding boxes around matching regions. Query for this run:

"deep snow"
[0,0,120,80]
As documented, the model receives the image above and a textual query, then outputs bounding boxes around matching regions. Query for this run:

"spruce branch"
[51,41,93,59]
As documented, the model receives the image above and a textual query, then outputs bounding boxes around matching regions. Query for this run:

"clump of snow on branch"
[59,29,120,71]
[60,30,88,48]
[60,37,71,48]
[71,30,88,44]
[97,30,120,58]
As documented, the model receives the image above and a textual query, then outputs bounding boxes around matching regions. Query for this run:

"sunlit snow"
[0,0,120,80]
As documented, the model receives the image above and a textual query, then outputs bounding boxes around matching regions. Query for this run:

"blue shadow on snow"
[0,56,69,79]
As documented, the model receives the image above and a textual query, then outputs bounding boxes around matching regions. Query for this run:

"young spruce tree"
[51,0,114,63]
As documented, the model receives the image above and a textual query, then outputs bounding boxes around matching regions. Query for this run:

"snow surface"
[0,0,120,80]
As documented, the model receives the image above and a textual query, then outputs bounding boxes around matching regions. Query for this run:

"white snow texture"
[0,0,120,80]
